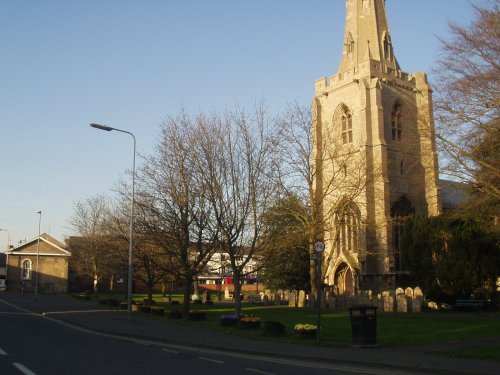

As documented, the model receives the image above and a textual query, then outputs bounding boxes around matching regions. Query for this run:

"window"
[346,33,354,54]
[383,33,392,61]
[22,259,32,280]
[336,204,360,254]
[341,112,353,144]
[400,159,404,176]
[391,102,402,141]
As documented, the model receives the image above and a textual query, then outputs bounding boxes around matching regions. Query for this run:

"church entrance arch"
[334,263,354,295]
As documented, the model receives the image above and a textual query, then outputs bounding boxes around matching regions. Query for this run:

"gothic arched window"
[391,101,402,141]
[391,196,414,272]
[336,203,360,254]
[341,110,353,144]
[383,33,392,61]
[346,33,354,54]
[22,259,32,280]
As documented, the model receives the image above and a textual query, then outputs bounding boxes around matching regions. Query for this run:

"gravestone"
[396,293,408,313]
[298,290,306,308]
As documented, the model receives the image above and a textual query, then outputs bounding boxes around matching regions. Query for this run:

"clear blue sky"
[0,0,487,249]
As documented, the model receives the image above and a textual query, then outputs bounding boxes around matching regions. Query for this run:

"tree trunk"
[182,277,192,315]
[109,274,114,292]
[233,274,242,316]
[93,274,99,295]
[147,283,154,305]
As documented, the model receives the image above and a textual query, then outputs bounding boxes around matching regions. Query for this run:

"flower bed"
[151,306,165,316]
[263,321,286,336]
[187,311,206,321]
[220,314,239,327]
[168,310,183,319]
[240,315,261,329]
[294,324,317,338]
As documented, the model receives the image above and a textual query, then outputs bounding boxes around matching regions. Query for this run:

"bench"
[453,299,484,311]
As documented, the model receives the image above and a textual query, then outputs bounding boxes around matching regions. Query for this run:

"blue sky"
[0,0,487,249]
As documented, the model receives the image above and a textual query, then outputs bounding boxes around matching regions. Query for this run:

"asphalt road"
[0,300,425,375]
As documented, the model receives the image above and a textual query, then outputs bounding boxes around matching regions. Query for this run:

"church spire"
[337,0,400,75]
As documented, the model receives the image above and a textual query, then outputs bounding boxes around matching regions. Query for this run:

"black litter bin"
[348,305,377,346]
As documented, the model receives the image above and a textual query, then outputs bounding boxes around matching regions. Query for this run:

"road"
[0,300,424,375]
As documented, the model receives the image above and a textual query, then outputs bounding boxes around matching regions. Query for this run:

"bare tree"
[276,103,380,293]
[106,197,168,304]
[68,194,121,294]
[193,105,279,315]
[433,1,500,203]
[135,112,219,314]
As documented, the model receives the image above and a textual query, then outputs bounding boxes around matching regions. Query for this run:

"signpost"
[313,240,325,345]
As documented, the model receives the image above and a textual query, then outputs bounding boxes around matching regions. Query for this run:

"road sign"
[310,253,318,260]
[314,240,325,253]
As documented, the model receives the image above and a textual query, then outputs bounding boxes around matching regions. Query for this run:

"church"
[314,0,441,294]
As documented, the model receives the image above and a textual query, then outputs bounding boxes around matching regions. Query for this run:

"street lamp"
[35,210,42,300]
[0,228,10,281]
[90,123,136,322]
[0,228,11,249]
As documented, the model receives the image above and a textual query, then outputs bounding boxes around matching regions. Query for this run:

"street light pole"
[0,228,11,249]
[90,123,136,322]
[0,229,10,282]
[35,210,42,301]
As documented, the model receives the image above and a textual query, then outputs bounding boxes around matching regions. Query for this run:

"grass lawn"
[111,293,500,349]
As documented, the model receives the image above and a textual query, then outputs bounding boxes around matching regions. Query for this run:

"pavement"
[1,292,499,375]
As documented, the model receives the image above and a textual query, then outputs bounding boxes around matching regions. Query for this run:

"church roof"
[439,179,468,210]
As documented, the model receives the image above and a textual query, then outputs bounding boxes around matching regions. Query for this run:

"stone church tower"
[313,0,441,294]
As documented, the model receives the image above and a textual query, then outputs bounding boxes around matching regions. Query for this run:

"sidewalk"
[1,292,499,375]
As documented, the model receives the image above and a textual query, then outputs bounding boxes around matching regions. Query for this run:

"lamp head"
[90,123,114,131]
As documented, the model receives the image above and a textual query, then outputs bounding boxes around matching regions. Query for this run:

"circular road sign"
[314,240,325,253]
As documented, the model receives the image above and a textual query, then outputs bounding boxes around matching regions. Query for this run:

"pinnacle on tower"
[338,0,400,75]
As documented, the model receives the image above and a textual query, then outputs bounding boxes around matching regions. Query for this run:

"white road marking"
[162,348,179,354]
[13,362,37,375]
[0,298,416,375]
[199,356,224,364]
[0,347,7,355]
[246,368,275,375]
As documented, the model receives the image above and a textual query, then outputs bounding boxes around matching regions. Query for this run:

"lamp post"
[0,228,11,249]
[35,210,42,300]
[90,123,136,322]
[0,229,10,282]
